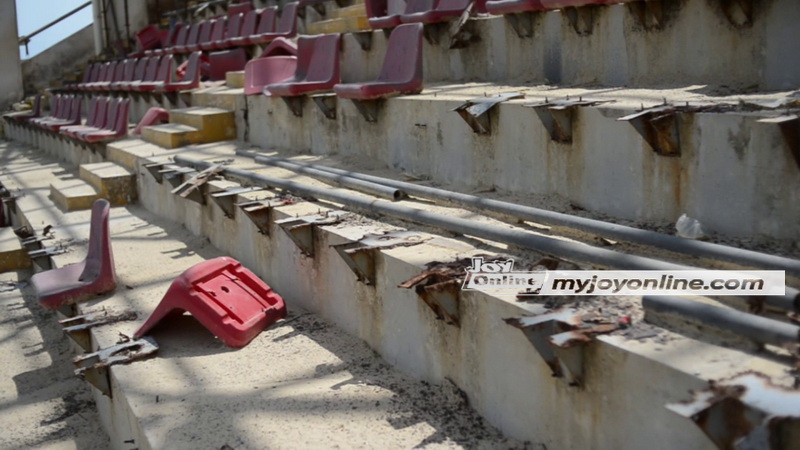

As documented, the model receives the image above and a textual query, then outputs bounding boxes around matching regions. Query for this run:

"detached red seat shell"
[33,199,117,310]
[334,23,424,100]
[134,257,287,348]
[244,56,297,95]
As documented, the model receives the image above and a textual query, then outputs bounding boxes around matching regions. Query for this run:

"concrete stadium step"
[141,106,238,149]
[141,123,206,149]
[78,162,137,206]
[50,178,101,212]
[0,227,31,273]
[225,70,245,89]
[106,139,173,172]
[307,15,370,34]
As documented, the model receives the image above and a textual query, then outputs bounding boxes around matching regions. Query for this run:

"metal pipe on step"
[174,155,799,310]
[237,150,800,282]
[643,295,800,347]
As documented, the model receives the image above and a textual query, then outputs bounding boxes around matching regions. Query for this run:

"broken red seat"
[133,257,287,348]
[366,0,406,29]
[266,34,340,96]
[244,55,297,95]
[136,25,163,52]
[485,0,546,15]
[133,107,170,135]
[153,51,202,93]
[334,23,424,100]
[33,199,116,310]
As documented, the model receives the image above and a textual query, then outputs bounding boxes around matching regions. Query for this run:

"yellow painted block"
[332,4,367,19]
[226,71,245,89]
[169,107,237,143]
[79,162,137,206]
[50,179,100,212]
[0,228,30,273]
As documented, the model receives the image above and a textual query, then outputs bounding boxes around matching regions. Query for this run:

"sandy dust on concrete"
[0,270,110,450]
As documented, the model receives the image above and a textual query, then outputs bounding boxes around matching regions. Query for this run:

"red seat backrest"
[79,199,114,284]
[275,3,298,35]
[209,17,227,42]
[92,98,110,128]
[238,10,260,37]
[196,20,214,45]
[184,23,202,46]
[225,13,244,40]
[254,7,277,34]
[303,34,340,83]
[172,23,191,47]
[377,23,423,83]
[132,58,149,81]
[404,0,436,14]
[155,55,174,82]
[142,56,162,82]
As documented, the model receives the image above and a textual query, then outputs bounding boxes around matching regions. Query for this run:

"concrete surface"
[50,178,101,212]
[0,0,24,111]
[21,25,94,95]
[79,162,137,206]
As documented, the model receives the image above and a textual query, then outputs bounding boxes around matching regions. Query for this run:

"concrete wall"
[92,0,149,55]
[0,0,24,111]
[21,25,95,95]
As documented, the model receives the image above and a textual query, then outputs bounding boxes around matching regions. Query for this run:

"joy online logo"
[462,256,546,292]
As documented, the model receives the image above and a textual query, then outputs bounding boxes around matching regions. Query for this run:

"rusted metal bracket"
[758,115,800,171]
[210,186,265,218]
[73,336,159,397]
[453,92,525,135]
[399,267,465,327]
[332,231,429,285]
[563,5,596,35]
[719,0,753,27]
[281,96,306,117]
[275,210,348,257]
[311,93,337,120]
[627,0,666,30]
[351,31,373,51]
[144,161,172,183]
[60,310,138,352]
[527,97,614,143]
[505,12,535,39]
[505,309,618,387]
[448,3,478,49]
[28,245,68,259]
[160,166,196,188]
[170,164,226,205]
[236,197,293,235]
[351,99,382,123]
[618,105,681,156]
[668,372,800,449]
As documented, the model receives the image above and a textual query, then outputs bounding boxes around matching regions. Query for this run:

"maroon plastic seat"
[258,37,298,57]
[154,51,202,93]
[244,55,297,95]
[150,23,184,56]
[125,56,161,91]
[76,64,100,91]
[42,96,82,131]
[174,22,202,53]
[367,0,406,29]
[159,23,189,55]
[133,256,286,348]
[60,97,107,139]
[34,96,74,129]
[116,57,150,91]
[89,61,119,91]
[33,199,116,310]
[30,96,66,127]
[85,62,112,91]
[109,59,136,90]
[247,2,298,44]
[136,25,163,52]
[202,17,228,50]
[266,34,340,97]
[215,12,244,49]
[227,9,263,46]
[485,0,545,15]
[334,23,423,100]
[80,98,130,143]
[188,20,215,52]
[231,7,277,46]
[208,47,248,81]
[228,1,254,16]
[132,55,173,92]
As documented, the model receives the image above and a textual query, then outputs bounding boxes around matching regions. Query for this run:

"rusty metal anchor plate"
[526,97,614,143]
[452,92,525,135]
[333,231,429,285]
[311,93,337,120]
[210,186,265,218]
[236,197,296,235]
[399,258,479,327]
[171,163,226,205]
[275,210,348,257]
[73,336,159,397]
[618,105,681,156]
[60,310,138,351]
[667,372,800,450]
[505,309,618,387]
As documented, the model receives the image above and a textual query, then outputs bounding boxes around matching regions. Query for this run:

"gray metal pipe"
[174,155,799,310]
[245,157,406,201]
[643,295,799,347]
[238,150,800,280]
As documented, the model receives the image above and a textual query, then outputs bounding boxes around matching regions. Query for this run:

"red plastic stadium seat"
[42,96,82,131]
[136,25,163,52]
[244,55,297,95]
[109,59,136,90]
[174,22,203,53]
[76,98,130,143]
[124,56,160,91]
[266,34,340,96]
[246,3,298,45]
[60,97,108,139]
[203,17,228,50]
[188,20,214,52]
[485,0,545,15]
[227,9,263,46]
[160,23,189,55]
[32,199,116,310]
[154,51,202,93]
[334,23,423,100]
[228,1,254,15]
[133,256,287,348]
[208,48,248,81]
[366,0,406,29]
[132,55,173,92]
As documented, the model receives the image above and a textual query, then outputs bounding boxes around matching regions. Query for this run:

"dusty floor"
[0,270,110,450]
